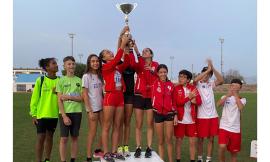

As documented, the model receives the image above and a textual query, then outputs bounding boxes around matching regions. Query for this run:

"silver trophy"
[116,3,137,26]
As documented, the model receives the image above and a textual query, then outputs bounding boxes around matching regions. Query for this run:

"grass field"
[13,92,257,162]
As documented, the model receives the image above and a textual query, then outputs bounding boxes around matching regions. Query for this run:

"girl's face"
[90,56,100,70]
[102,49,114,62]
[64,60,76,73]
[230,83,241,92]
[46,59,58,73]
[178,74,189,85]
[142,48,153,59]
[158,68,168,82]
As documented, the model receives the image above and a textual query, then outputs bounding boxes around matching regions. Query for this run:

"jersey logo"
[64,83,71,87]
[157,87,161,93]
[167,85,172,91]
[76,83,81,87]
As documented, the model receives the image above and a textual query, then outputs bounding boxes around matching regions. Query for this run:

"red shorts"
[218,129,241,153]
[197,117,219,138]
[103,91,124,108]
[174,123,197,138]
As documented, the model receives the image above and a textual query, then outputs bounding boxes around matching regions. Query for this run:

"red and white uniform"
[102,48,130,107]
[173,84,202,138]
[219,96,246,133]
[151,79,175,115]
[196,80,218,118]
[218,95,247,153]
[130,55,159,98]
[195,80,219,137]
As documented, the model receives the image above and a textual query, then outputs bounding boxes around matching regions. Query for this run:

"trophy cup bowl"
[116,3,137,26]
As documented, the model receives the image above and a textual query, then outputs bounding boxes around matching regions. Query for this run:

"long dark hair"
[84,54,103,82]
[38,58,56,72]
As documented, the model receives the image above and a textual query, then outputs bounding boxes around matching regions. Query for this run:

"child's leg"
[135,109,144,147]
[59,137,68,161]
[218,144,226,162]
[155,121,164,160]
[112,107,124,152]
[96,112,103,150]
[102,106,114,153]
[165,120,174,162]
[86,112,99,158]
[230,152,237,162]
[197,137,204,160]
[44,131,54,160]
[69,113,82,160]
[189,137,196,160]
[146,109,154,148]
[71,136,79,159]
[124,103,133,145]
[206,136,215,161]
[36,133,46,162]
[175,137,183,160]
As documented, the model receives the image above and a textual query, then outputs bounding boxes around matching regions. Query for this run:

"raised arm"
[194,59,213,83]
[117,26,130,50]
[212,66,224,86]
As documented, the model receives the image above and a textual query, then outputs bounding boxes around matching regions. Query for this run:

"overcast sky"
[14,0,256,79]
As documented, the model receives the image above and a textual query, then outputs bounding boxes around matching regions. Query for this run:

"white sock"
[206,156,212,162]
[198,155,203,160]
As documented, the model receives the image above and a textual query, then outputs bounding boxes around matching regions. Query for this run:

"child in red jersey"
[130,42,159,158]
[152,64,175,162]
[217,79,246,162]
[98,26,131,162]
[173,70,202,162]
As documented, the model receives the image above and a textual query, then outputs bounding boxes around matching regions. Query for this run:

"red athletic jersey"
[152,79,175,115]
[130,54,159,98]
[102,48,129,92]
[173,83,202,122]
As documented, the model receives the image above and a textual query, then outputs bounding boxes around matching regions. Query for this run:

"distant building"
[13,68,45,92]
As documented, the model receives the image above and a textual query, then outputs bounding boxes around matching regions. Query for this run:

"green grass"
[14,92,257,162]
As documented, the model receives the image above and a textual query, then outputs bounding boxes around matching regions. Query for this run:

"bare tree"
[224,69,245,84]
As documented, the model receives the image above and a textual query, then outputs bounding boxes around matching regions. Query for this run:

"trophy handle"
[133,3,137,10]
[116,4,121,11]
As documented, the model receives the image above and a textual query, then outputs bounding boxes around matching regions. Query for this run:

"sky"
[13,0,256,80]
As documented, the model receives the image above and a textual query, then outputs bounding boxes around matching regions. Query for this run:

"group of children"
[30,26,246,162]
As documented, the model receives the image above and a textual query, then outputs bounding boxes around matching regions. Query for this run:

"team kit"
[30,26,247,162]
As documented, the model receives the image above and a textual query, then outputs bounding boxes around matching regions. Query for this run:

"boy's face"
[64,60,76,73]
[229,83,241,92]
[178,74,189,85]
[46,59,58,73]
[202,74,211,82]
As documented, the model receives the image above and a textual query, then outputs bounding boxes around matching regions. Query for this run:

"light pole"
[68,33,75,56]
[169,56,174,80]
[219,37,224,76]
[78,53,83,63]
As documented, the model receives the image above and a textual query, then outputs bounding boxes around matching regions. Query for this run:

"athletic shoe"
[93,149,104,158]
[44,160,50,162]
[134,147,142,158]
[103,152,115,162]
[197,160,203,162]
[145,147,152,158]
[117,146,124,156]
[111,152,125,160]
[123,145,131,157]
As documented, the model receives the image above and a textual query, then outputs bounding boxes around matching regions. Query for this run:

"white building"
[13,68,45,92]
